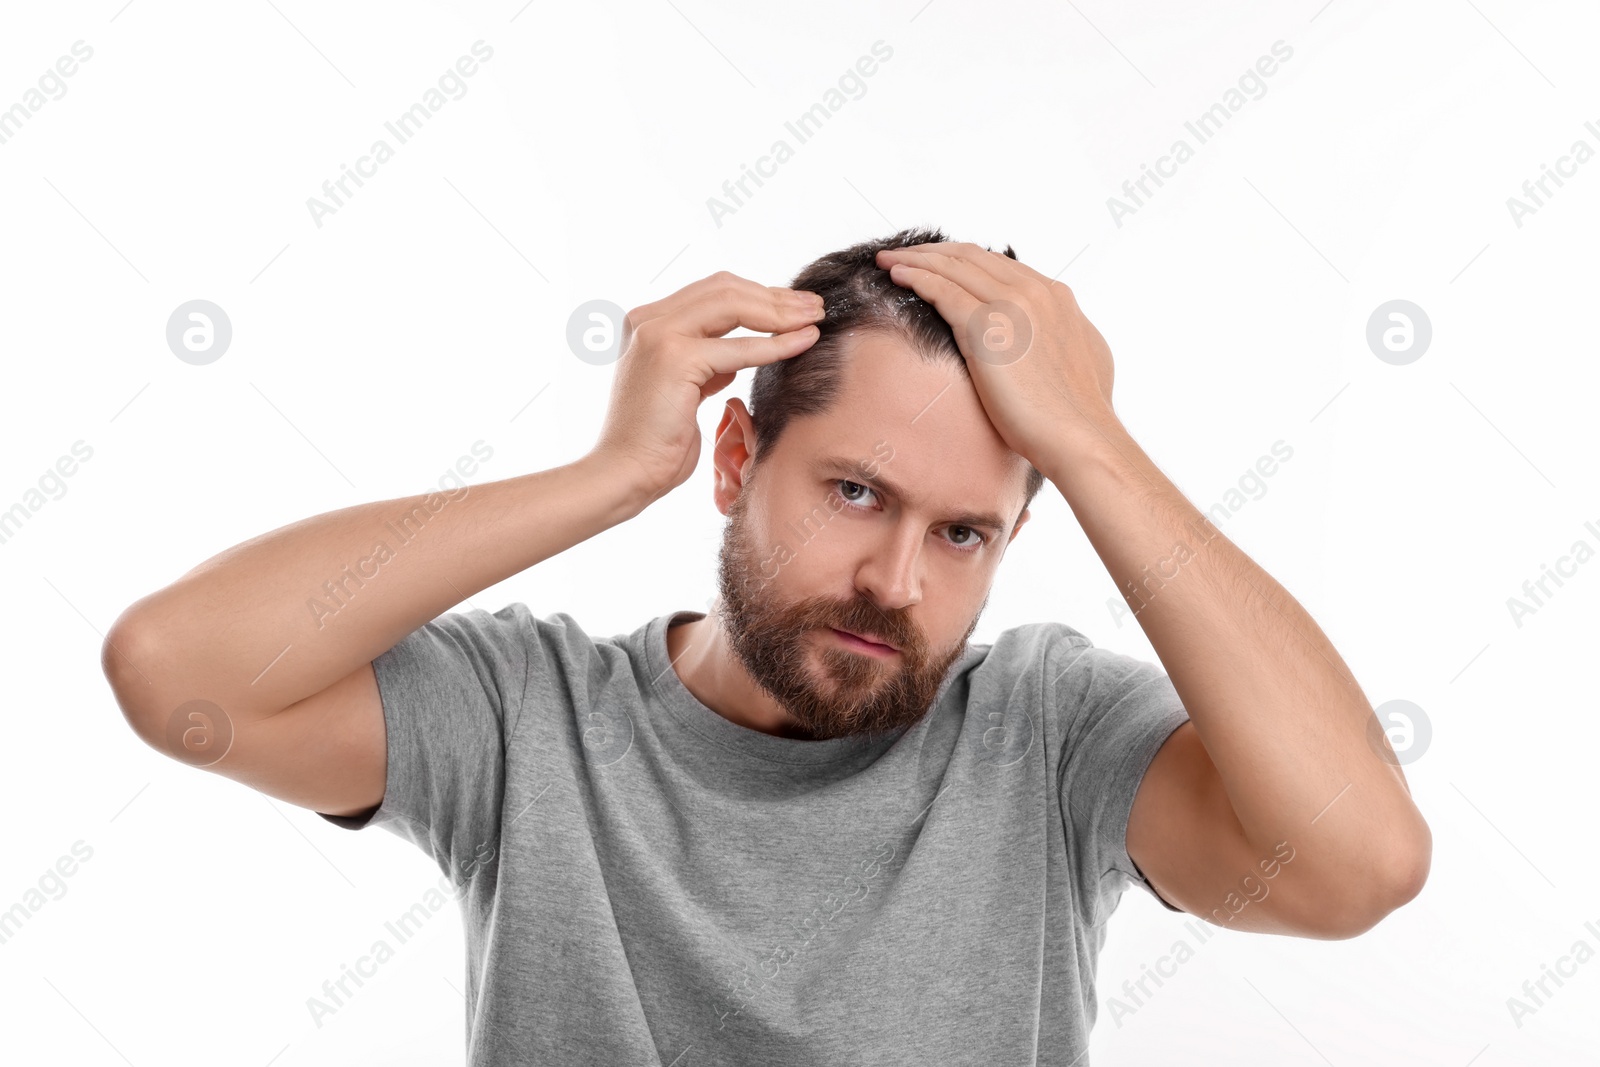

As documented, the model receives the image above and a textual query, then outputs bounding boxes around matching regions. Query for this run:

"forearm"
[106,451,650,724]
[1042,417,1427,877]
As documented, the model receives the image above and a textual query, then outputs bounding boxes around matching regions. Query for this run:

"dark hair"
[747,226,1044,528]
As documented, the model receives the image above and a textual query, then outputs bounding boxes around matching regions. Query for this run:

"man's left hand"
[874,241,1120,467]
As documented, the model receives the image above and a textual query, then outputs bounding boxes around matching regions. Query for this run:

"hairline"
[750,324,1034,535]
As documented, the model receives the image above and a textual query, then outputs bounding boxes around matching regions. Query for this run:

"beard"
[711,482,985,741]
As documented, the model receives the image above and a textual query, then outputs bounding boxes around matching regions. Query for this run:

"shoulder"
[388,604,610,678]
[950,619,1098,741]
[963,619,1097,683]
[962,619,1179,740]
[439,603,608,648]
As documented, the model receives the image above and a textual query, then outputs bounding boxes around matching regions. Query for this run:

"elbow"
[1326,822,1433,940]
[1379,819,1433,915]
[103,603,254,770]
[101,606,168,747]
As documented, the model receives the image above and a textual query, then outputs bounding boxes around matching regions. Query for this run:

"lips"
[832,627,898,652]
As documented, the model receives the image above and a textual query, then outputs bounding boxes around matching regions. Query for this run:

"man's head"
[704,227,1040,741]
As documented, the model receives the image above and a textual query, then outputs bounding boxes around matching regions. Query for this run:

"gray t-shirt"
[320,605,1190,1065]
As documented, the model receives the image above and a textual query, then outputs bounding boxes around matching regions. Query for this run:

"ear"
[712,399,757,515]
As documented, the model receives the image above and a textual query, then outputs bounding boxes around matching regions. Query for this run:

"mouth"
[829,627,900,656]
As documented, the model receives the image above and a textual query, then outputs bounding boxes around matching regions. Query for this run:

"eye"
[835,479,877,507]
[943,525,987,551]
[834,480,988,553]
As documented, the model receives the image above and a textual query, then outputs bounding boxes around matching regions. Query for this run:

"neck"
[666,613,806,738]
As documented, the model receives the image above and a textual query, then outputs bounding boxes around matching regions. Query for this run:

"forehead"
[779,331,1025,521]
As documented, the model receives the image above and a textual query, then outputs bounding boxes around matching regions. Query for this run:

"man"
[102,227,1431,1065]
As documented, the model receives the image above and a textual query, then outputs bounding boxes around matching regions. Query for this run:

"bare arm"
[102,271,826,817]
[103,456,650,814]
[871,241,1429,936]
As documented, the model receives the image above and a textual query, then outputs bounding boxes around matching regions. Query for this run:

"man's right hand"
[587,271,825,503]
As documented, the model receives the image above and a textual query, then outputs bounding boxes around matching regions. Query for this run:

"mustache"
[815,602,914,651]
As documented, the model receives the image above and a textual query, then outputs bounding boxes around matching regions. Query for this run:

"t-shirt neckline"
[642,609,924,765]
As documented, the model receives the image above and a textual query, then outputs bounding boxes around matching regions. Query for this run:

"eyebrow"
[815,455,1011,535]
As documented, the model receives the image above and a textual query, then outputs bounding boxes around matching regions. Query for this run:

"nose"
[854,523,924,613]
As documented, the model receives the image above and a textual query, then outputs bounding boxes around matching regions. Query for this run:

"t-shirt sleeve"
[316,603,533,886]
[1047,627,1191,926]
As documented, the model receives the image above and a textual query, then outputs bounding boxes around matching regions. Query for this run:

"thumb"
[700,371,736,400]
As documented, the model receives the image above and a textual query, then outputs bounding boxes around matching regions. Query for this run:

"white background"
[1,0,1596,1063]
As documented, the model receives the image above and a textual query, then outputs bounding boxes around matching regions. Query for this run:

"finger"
[876,239,1036,292]
[665,279,824,344]
[878,239,1019,273]
[700,324,820,378]
[875,246,1013,302]
[628,270,816,338]
[628,270,766,327]
[699,370,736,400]
[881,261,984,334]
